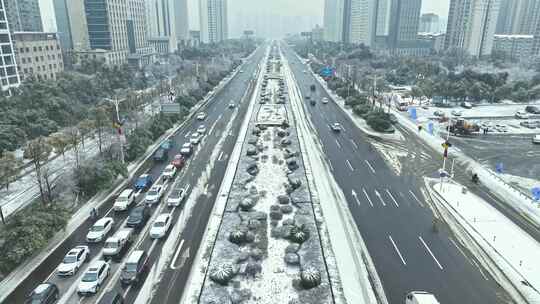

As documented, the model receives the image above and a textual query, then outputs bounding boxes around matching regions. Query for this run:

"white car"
[197,125,207,134]
[180,143,192,156]
[167,188,186,207]
[145,184,164,205]
[331,123,342,132]
[515,111,530,119]
[150,213,172,239]
[57,246,90,276]
[228,102,235,108]
[533,135,540,144]
[86,217,114,243]
[113,189,135,211]
[322,97,329,104]
[77,261,110,296]
[196,112,207,120]
[451,110,462,117]
[190,132,202,145]
[162,164,177,180]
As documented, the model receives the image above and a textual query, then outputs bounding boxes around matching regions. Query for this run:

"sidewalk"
[427,178,540,303]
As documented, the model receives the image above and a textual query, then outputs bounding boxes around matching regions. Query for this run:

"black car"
[153,148,167,162]
[26,283,59,304]
[126,205,150,229]
[98,290,124,304]
[120,250,149,286]
[525,105,540,114]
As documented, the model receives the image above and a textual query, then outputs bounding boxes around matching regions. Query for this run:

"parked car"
[515,111,531,119]
[126,205,150,229]
[113,189,135,211]
[78,261,110,296]
[180,143,193,156]
[86,217,114,243]
[190,132,202,145]
[521,121,538,129]
[405,291,440,304]
[331,123,342,132]
[460,102,473,109]
[26,283,59,304]
[162,164,177,180]
[145,184,164,205]
[451,110,463,116]
[433,110,445,117]
[103,229,133,261]
[150,214,172,239]
[322,97,329,104]
[57,246,90,276]
[197,125,207,134]
[533,135,540,144]
[167,188,186,207]
[228,102,235,108]
[196,112,207,120]
[526,106,540,114]
[134,174,153,192]
[120,250,149,286]
[98,291,124,304]
[171,154,185,169]
[153,148,167,162]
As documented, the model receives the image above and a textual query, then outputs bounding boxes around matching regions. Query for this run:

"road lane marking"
[184,133,189,138]
[346,159,354,171]
[364,160,376,174]
[350,139,358,150]
[362,188,374,207]
[374,189,386,207]
[218,152,224,161]
[328,161,334,172]
[419,236,444,270]
[389,235,407,266]
[336,139,342,149]
[386,189,399,208]
[351,189,361,206]
[409,190,424,207]
[170,239,185,270]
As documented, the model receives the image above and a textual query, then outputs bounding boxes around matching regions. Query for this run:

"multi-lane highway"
[3,46,266,304]
[280,44,510,304]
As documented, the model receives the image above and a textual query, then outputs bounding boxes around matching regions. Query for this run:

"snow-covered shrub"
[287,159,299,171]
[285,243,300,253]
[246,147,257,156]
[282,218,295,226]
[281,205,293,214]
[289,224,310,244]
[247,219,260,230]
[284,253,300,265]
[246,162,258,176]
[245,261,262,277]
[239,198,255,211]
[229,226,248,244]
[277,195,290,204]
[245,231,255,243]
[281,138,292,147]
[250,248,263,260]
[270,204,280,212]
[277,129,288,138]
[209,263,236,285]
[270,209,283,220]
[300,267,321,289]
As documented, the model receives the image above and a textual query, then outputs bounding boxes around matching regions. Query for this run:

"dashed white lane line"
[409,190,424,207]
[328,161,334,172]
[419,236,444,270]
[386,189,399,208]
[364,159,376,174]
[346,159,354,171]
[362,188,374,207]
[336,139,342,149]
[351,189,361,206]
[218,152,224,161]
[389,235,407,266]
[170,239,185,270]
[350,139,359,150]
[374,189,386,207]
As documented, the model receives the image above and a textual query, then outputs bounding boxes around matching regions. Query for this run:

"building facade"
[419,13,440,33]
[493,34,534,60]
[146,0,178,52]
[312,24,324,42]
[199,0,228,43]
[388,0,422,47]
[445,0,501,57]
[0,0,20,94]
[375,0,391,36]
[349,0,377,46]
[533,16,540,56]
[417,32,446,52]
[3,0,42,32]
[174,0,189,45]
[13,32,64,81]
[323,0,345,42]
[496,0,539,35]
[53,0,89,51]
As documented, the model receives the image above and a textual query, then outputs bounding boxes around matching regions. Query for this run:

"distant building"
[148,37,170,55]
[0,0,20,94]
[493,34,534,60]
[189,30,201,47]
[323,0,345,42]
[3,0,42,32]
[52,0,90,51]
[348,0,377,46]
[13,32,64,81]
[445,0,500,57]
[146,0,178,53]
[419,13,440,33]
[375,0,391,36]
[174,0,189,46]
[385,0,425,55]
[199,0,228,43]
[532,19,540,56]
[496,0,540,35]
[312,25,324,42]
[417,32,446,52]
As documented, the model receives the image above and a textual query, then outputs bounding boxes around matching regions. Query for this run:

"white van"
[533,135,540,144]
[405,291,440,304]
[113,189,135,211]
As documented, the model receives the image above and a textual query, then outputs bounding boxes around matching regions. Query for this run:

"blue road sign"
[532,187,540,201]
[409,107,417,120]
[321,66,334,77]
[496,163,504,173]
[427,122,434,135]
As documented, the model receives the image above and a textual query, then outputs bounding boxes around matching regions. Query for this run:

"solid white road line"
[351,189,361,206]
[350,139,359,150]
[409,190,424,207]
[346,159,354,171]
[218,152,224,161]
[362,188,374,207]
[388,235,407,266]
[364,160,376,174]
[170,239,185,270]
[419,236,444,270]
[328,161,334,172]
[386,189,399,208]
[374,189,386,207]
[336,139,342,149]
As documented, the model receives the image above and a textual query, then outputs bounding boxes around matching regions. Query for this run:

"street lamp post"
[104,97,125,164]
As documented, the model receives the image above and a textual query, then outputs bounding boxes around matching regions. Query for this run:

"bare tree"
[0,152,22,191]
[48,132,70,160]
[78,119,95,149]
[24,137,53,205]
[66,127,81,169]
[92,106,109,154]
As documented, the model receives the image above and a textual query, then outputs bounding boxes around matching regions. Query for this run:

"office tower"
[199,0,228,43]
[348,0,377,46]
[388,0,422,47]
[496,0,539,34]
[445,0,501,57]
[3,0,42,32]
[323,0,345,42]
[419,13,440,33]
[375,0,391,36]
[534,14,540,56]
[0,0,20,94]
[145,0,178,52]
[52,0,90,51]
[174,0,189,45]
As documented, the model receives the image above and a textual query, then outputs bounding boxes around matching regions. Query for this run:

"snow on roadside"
[426,178,540,303]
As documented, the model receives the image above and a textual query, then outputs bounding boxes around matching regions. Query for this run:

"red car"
[171,154,185,169]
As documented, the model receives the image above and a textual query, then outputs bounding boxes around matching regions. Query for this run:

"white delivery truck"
[405,291,440,304]
[103,228,133,261]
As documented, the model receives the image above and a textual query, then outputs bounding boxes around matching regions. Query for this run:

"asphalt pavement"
[281,45,510,304]
[3,46,266,304]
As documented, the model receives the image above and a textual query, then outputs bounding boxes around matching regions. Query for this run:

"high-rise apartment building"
[0,0,20,94]
[199,0,228,43]
[3,0,42,32]
[388,0,422,47]
[445,0,500,57]
[146,0,177,52]
[534,14,540,56]
[375,0,391,36]
[52,0,90,51]
[496,0,539,35]
[349,0,377,46]
[419,13,440,33]
[174,0,189,45]
[323,0,345,42]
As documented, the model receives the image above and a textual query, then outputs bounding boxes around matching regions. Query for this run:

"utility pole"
[105,97,125,164]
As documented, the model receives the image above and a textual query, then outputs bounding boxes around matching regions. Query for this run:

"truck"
[448,118,480,135]
[103,228,133,261]
[405,291,440,304]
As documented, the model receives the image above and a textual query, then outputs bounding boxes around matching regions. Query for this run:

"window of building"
[53,63,57,68]
[1,44,11,54]
[50,73,54,79]
[38,46,42,51]
[33,46,37,52]
[25,47,29,52]
[49,64,52,70]
[29,67,33,73]
[45,46,49,51]
[0,68,5,77]
[23,68,27,74]
[44,74,47,80]
[52,54,55,59]
[37,66,41,71]
[6,66,15,75]
[27,57,31,63]
[0,22,6,30]
[1,79,7,86]
[19,48,24,53]
[57,45,60,50]
[35,56,39,62]
[0,34,8,44]
[9,76,18,84]
[21,58,25,64]
[40,56,44,61]
[47,54,50,60]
